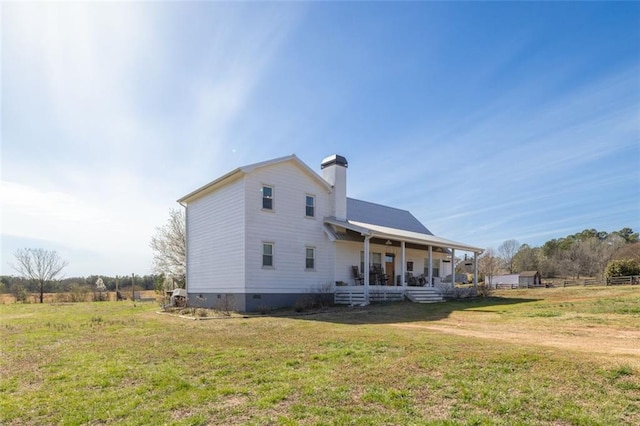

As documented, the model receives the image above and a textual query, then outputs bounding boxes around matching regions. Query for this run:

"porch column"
[364,236,371,303]
[401,241,406,287]
[428,245,433,287]
[473,251,478,288]
[451,248,455,284]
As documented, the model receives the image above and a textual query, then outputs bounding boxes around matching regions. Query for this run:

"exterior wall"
[334,241,450,285]
[243,160,334,297]
[186,177,246,294]
[244,292,333,312]
[404,248,448,281]
[519,277,533,288]
[187,292,246,312]
[487,274,520,287]
[519,274,540,287]
[335,241,363,284]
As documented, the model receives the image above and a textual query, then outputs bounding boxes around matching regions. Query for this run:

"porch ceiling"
[325,217,484,254]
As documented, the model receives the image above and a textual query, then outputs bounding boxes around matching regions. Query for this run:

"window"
[262,243,273,267]
[305,247,315,270]
[372,253,382,270]
[424,258,440,278]
[407,261,414,272]
[305,195,315,217]
[361,251,382,273]
[262,186,273,210]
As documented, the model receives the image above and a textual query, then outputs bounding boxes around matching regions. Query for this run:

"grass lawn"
[1,286,639,425]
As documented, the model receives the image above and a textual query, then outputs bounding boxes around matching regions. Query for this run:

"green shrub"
[605,259,640,278]
[69,284,90,302]
[11,283,27,303]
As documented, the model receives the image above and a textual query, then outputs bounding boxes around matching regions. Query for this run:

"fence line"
[490,276,640,289]
[559,275,639,287]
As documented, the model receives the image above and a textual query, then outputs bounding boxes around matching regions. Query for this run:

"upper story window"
[305,195,315,217]
[262,243,274,267]
[262,185,273,210]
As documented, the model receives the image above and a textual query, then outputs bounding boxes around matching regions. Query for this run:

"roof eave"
[177,168,244,204]
[325,218,484,253]
[178,154,332,205]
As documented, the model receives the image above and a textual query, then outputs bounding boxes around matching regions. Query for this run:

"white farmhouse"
[178,154,483,311]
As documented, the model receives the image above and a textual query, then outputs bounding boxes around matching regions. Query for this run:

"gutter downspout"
[474,252,478,289]
[177,200,188,296]
[401,241,406,289]
[428,245,433,287]
[363,234,371,306]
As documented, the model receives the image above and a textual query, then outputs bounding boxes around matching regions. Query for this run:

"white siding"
[244,161,334,293]
[487,274,520,286]
[335,242,450,285]
[335,241,363,285]
[186,177,245,293]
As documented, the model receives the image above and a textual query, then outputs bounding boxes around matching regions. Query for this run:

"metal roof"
[346,198,432,235]
[325,217,484,253]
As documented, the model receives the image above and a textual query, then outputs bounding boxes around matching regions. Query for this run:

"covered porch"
[325,218,484,305]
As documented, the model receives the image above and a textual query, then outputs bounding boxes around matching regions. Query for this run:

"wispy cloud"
[398,66,639,247]
[2,2,306,275]
[1,2,637,273]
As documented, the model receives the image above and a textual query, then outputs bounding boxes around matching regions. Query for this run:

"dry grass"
[1,286,639,425]
[0,290,158,304]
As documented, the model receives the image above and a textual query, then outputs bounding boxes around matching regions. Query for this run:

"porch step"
[406,288,444,303]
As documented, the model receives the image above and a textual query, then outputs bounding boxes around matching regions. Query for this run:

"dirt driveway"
[390,311,640,367]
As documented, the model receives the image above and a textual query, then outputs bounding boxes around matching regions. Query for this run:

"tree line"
[474,227,640,282]
[0,273,164,302]
[5,218,637,303]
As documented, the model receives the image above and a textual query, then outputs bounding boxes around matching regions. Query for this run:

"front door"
[385,254,395,286]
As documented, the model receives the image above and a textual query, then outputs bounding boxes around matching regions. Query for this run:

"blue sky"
[2,2,639,277]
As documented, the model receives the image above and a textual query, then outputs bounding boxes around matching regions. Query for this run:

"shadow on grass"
[277,296,540,325]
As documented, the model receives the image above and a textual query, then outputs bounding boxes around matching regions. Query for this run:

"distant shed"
[519,271,541,287]
[486,274,520,289]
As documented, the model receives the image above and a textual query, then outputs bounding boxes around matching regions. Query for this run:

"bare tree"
[479,248,500,288]
[11,249,68,303]
[557,236,626,279]
[613,241,640,264]
[150,208,186,286]
[498,239,519,273]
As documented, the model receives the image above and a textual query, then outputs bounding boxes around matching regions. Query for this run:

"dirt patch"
[389,321,640,366]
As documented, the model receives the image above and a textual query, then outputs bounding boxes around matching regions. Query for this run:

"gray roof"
[346,198,433,235]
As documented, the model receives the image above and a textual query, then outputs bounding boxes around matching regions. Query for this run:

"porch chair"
[351,266,364,285]
[374,265,389,285]
[404,273,418,286]
[418,274,427,286]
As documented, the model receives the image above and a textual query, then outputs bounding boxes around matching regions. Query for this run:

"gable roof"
[346,198,432,235]
[178,154,331,204]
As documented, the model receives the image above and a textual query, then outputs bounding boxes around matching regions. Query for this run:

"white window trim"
[262,242,275,269]
[261,184,274,212]
[305,246,315,271]
[305,194,316,218]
